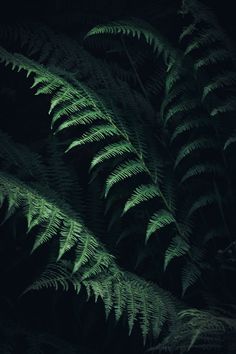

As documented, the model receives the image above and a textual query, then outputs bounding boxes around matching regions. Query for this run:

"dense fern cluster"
[0,0,236,352]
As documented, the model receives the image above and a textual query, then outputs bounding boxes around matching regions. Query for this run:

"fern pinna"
[0,0,236,352]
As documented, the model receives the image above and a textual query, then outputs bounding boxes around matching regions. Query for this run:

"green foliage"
[0,0,236,352]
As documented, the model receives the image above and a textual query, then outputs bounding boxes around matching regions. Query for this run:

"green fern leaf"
[55,111,104,133]
[123,184,160,214]
[164,236,190,270]
[170,118,208,143]
[66,124,119,151]
[57,220,82,260]
[90,141,134,170]
[164,98,199,127]
[31,206,63,252]
[188,193,217,216]
[146,209,175,242]
[105,159,146,197]
[175,138,216,168]
[180,163,223,184]
[182,261,201,296]
[72,231,99,273]
[85,19,178,63]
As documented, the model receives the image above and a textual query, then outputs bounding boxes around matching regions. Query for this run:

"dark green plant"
[0,0,236,352]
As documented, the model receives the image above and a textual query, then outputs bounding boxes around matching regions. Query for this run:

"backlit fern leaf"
[90,141,134,170]
[105,159,146,197]
[85,19,178,64]
[123,184,160,214]
[57,220,82,261]
[72,231,99,273]
[32,206,63,252]
[27,262,178,341]
[146,210,175,242]
[66,124,119,151]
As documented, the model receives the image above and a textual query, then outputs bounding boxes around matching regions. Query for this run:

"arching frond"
[146,209,175,242]
[123,184,160,214]
[104,159,146,197]
[164,236,190,270]
[174,138,216,169]
[181,261,201,296]
[85,19,179,64]
[90,141,134,170]
[188,193,217,216]
[180,163,223,184]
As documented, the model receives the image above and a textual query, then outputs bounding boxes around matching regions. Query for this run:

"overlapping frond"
[85,19,178,64]
[27,261,179,344]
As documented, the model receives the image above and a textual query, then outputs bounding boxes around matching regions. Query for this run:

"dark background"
[0,1,235,353]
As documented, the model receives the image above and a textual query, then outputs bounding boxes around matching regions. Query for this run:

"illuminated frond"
[90,141,134,170]
[146,210,175,242]
[85,19,178,63]
[123,184,160,214]
[105,159,146,197]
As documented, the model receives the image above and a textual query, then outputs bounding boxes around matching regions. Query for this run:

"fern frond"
[155,307,236,352]
[55,111,104,133]
[181,261,201,296]
[188,193,217,216]
[72,231,99,273]
[90,141,134,170]
[180,163,223,184]
[66,124,119,151]
[32,206,63,252]
[179,24,196,42]
[123,184,160,214]
[164,98,199,127]
[194,49,231,70]
[0,172,107,271]
[85,19,178,64]
[105,159,146,197]
[184,29,227,56]
[202,71,236,100]
[224,134,236,150]
[170,118,208,143]
[146,210,175,242]
[174,138,216,168]
[57,220,82,261]
[24,262,72,292]
[164,236,190,270]
[0,130,47,182]
[27,262,180,341]
[210,97,236,117]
